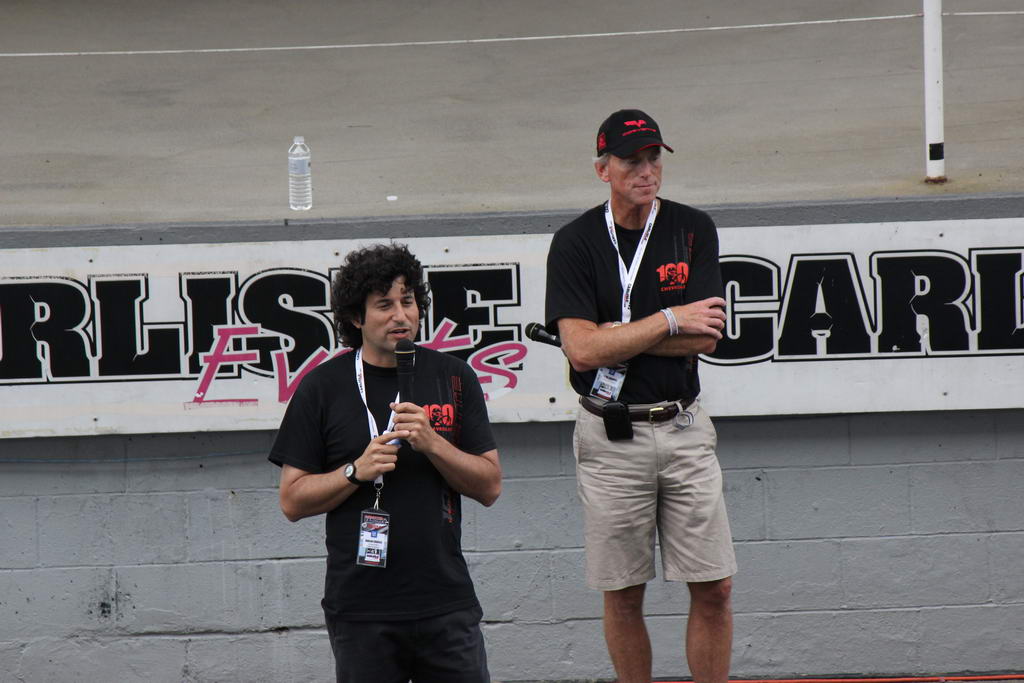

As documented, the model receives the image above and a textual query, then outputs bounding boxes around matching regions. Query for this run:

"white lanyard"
[604,199,659,323]
[354,348,400,486]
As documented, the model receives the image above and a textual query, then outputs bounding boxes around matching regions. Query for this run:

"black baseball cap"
[596,109,674,158]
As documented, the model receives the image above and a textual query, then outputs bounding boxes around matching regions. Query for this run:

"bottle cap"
[294,136,304,144]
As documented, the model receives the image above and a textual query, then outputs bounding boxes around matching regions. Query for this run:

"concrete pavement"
[1,0,1022,228]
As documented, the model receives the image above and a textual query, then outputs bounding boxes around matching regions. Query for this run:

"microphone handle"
[395,370,415,450]
[525,322,562,348]
[397,371,415,404]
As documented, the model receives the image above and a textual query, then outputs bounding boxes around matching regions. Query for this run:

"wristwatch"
[343,462,363,486]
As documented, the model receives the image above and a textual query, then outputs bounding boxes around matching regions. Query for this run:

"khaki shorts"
[573,399,737,591]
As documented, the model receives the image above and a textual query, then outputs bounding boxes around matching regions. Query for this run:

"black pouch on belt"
[602,401,634,441]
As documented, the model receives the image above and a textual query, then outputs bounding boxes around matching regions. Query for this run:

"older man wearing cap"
[544,109,736,683]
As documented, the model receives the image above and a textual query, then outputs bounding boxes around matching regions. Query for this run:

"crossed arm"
[557,296,726,372]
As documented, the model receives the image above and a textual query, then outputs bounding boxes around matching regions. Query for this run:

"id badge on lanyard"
[354,348,400,568]
[357,508,390,567]
[589,199,659,401]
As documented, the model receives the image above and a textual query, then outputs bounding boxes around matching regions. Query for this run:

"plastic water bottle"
[288,136,312,210]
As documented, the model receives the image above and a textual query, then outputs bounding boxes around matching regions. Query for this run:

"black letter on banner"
[425,265,520,360]
[0,279,92,381]
[873,251,971,354]
[238,269,332,376]
[93,277,185,377]
[707,256,779,365]
[974,249,1024,351]
[778,255,871,358]
[182,274,237,376]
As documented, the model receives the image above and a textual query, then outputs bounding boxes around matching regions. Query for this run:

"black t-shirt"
[268,346,496,621]
[544,198,724,403]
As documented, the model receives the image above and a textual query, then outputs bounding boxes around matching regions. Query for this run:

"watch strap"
[345,462,363,486]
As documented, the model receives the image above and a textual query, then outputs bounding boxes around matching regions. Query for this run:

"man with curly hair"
[269,243,502,683]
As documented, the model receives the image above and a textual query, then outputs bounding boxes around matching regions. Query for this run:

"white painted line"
[0,15,917,58]
[1,12,1020,58]
[947,11,1024,16]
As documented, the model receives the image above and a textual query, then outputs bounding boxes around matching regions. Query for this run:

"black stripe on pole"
[929,142,945,161]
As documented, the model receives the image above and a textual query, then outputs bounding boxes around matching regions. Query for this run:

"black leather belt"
[580,397,693,423]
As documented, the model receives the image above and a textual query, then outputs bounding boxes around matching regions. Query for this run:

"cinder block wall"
[2,410,1022,682]
[4,198,1022,681]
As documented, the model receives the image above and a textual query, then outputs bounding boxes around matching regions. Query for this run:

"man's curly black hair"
[331,243,431,349]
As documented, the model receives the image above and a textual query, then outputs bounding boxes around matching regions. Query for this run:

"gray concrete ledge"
[2,193,1022,249]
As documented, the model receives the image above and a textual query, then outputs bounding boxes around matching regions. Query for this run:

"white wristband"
[660,308,679,336]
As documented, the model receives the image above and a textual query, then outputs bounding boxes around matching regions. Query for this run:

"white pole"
[924,0,947,182]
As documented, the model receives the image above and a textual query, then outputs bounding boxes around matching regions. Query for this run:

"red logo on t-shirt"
[657,262,689,291]
[424,403,456,433]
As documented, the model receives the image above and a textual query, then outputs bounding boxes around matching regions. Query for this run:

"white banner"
[1,218,1021,438]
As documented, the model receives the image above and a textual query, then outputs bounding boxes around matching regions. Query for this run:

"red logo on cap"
[597,132,607,152]
[624,119,647,127]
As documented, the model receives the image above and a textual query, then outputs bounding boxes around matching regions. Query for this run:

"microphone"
[525,322,561,348]
[394,338,416,403]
